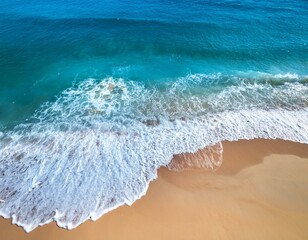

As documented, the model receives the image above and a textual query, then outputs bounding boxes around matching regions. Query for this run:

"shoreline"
[1,139,308,240]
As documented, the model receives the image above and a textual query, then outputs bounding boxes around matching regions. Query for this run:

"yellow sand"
[1,139,308,240]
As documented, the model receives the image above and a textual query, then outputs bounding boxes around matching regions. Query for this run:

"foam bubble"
[0,74,307,232]
[235,71,304,81]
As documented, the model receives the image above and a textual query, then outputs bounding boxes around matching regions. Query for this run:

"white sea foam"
[234,71,305,81]
[0,74,307,232]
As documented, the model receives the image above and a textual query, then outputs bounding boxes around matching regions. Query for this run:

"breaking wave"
[0,73,307,232]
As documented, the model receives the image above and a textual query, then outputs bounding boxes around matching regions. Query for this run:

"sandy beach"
[1,139,308,240]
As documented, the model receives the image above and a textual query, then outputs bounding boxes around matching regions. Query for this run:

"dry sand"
[1,139,308,240]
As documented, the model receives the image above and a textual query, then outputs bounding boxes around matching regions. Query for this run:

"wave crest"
[0,73,307,232]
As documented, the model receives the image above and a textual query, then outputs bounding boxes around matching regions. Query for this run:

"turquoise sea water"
[0,0,307,231]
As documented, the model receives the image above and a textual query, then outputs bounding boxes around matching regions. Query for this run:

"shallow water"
[0,0,307,232]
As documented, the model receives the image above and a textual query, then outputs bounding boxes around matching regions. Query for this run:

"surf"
[0,73,307,232]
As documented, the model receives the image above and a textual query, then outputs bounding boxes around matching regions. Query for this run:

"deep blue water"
[0,0,307,127]
[0,0,307,232]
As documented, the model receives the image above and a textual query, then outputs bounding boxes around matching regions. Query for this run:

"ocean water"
[0,0,307,232]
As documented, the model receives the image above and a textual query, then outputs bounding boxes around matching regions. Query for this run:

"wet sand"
[1,139,308,240]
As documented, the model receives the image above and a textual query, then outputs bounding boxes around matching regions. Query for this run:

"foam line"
[0,74,307,231]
